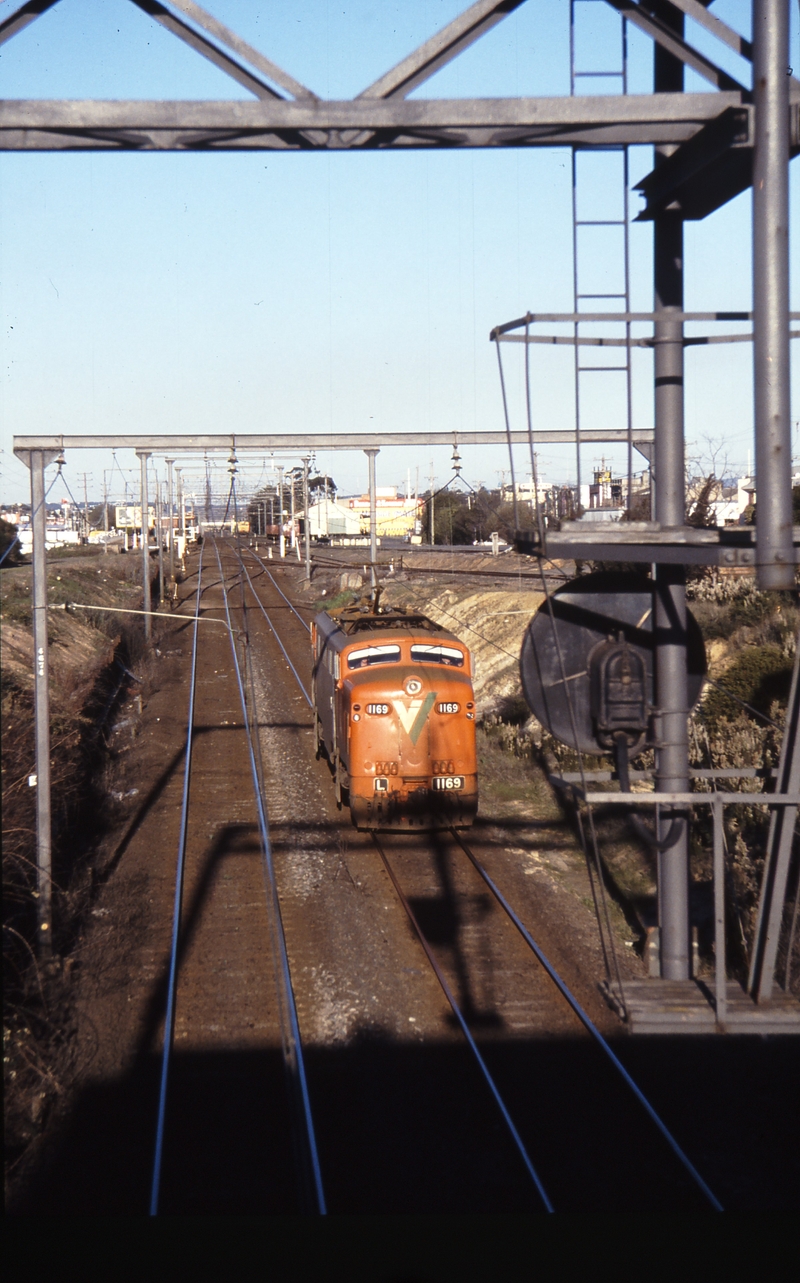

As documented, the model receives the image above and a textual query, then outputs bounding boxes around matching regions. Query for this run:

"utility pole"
[364,449,379,588]
[652,3,688,980]
[80,472,90,542]
[136,451,152,640]
[302,455,311,582]
[277,465,285,558]
[102,470,109,536]
[429,462,435,545]
[175,465,184,570]
[165,457,175,585]
[22,448,59,954]
[753,0,793,589]
[290,470,297,550]
[156,478,165,607]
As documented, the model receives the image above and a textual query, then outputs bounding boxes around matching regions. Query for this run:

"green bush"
[701,644,793,728]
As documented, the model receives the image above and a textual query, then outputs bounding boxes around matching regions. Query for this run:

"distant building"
[303,498,362,539]
[346,487,423,538]
[115,505,156,530]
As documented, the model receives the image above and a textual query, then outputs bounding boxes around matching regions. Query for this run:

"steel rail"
[149,541,206,1216]
[370,832,553,1212]
[239,545,313,633]
[448,829,724,1212]
[232,551,313,707]
[211,540,326,1213]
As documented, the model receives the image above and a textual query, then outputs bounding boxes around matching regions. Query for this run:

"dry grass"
[2,556,155,1182]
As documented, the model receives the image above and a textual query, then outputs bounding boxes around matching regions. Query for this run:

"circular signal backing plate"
[519,571,706,755]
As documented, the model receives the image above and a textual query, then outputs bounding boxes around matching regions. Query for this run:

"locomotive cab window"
[347,644,401,669]
[410,644,464,668]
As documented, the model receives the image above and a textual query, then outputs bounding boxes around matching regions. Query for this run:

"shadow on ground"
[9,1031,798,1214]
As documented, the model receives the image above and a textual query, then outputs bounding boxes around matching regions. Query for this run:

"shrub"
[701,644,794,728]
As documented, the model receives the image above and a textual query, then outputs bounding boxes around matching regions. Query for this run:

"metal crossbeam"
[0,92,745,151]
[13,428,654,455]
[515,522,800,568]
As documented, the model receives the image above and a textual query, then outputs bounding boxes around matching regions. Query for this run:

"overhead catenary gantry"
[6,1,798,1021]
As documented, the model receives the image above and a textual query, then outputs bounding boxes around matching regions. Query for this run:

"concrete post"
[165,458,175,585]
[277,466,285,558]
[302,456,311,582]
[653,4,690,980]
[29,451,54,953]
[365,448,379,588]
[753,0,793,589]
[156,479,165,607]
[137,451,152,640]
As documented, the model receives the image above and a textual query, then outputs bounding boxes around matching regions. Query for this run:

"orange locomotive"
[312,603,478,830]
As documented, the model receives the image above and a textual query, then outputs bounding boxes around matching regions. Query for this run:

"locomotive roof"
[315,604,460,643]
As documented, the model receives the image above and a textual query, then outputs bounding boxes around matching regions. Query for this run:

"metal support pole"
[302,456,311,582]
[165,458,175,584]
[277,466,285,558]
[753,0,793,589]
[30,451,53,953]
[365,448,379,588]
[653,4,690,981]
[749,636,800,1001]
[175,466,185,559]
[290,472,296,549]
[712,797,727,1027]
[137,451,152,640]
[156,480,165,608]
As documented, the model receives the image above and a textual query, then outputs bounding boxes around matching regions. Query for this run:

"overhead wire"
[496,335,626,1008]
[0,456,70,566]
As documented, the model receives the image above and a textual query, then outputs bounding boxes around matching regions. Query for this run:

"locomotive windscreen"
[347,644,401,669]
[410,644,464,667]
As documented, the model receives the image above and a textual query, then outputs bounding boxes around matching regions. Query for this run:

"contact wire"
[449,830,723,1211]
[149,542,206,1216]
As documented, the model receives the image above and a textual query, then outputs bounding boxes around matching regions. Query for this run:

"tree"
[309,475,337,500]
[0,517,22,565]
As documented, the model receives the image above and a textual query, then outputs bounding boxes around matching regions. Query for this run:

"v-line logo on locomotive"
[395,691,437,745]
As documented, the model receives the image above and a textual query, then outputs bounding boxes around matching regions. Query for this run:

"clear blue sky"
[0,0,797,508]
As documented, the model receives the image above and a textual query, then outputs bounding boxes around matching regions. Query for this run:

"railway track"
[48,535,722,1212]
[206,536,723,1212]
[140,540,325,1214]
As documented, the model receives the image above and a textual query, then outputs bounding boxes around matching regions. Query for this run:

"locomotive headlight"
[404,677,423,696]
[352,713,360,721]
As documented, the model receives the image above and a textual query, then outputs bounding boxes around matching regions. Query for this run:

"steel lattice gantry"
[7,0,799,1019]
